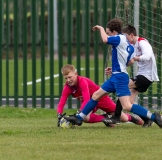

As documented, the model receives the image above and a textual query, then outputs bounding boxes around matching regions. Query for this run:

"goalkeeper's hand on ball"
[57,113,66,127]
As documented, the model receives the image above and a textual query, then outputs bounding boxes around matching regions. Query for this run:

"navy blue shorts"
[101,73,131,97]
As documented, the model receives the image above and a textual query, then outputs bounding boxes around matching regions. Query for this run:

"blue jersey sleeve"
[126,44,135,65]
[107,35,120,47]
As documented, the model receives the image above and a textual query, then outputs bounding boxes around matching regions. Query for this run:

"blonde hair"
[61,64,76,75]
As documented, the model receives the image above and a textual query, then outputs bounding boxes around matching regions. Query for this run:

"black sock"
[114,99,122,120]
[140,116,149,122]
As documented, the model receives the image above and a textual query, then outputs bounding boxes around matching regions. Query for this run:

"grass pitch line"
[24,67,97,85]
[22,74,59,85]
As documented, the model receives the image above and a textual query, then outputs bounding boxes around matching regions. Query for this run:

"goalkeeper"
[57,64,143,127]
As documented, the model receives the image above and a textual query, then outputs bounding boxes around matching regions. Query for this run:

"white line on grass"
[21,74,59,85]
[22,67,100,85]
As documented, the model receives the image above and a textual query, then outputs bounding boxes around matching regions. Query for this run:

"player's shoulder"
[138,37,151,47]
[118,34,127,38]
[111,34,125,39]
[78,76,95,85]
[78,75,87,80]
[138,37,149,44]
[138,37,146,41]
[78,75,90,79]
[109,34,122,39]
[78,76,89,83]
[118,34,128,43]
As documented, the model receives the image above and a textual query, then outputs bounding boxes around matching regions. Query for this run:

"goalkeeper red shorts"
[92,95,116,114]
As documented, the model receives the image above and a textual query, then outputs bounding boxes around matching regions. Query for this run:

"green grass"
[0,107,162,160]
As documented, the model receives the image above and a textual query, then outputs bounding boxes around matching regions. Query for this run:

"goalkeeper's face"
[64,71,78,86]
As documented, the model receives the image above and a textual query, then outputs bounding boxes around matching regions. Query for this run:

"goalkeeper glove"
[57,113,66,127]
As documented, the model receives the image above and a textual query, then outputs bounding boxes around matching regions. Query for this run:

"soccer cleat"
[154,111,162,128]
[102,113,112,119]
[102,120,115,128]
[102,114,115,127]
[142,119,154,128]
[102,116,120,126]
[64,115,83,126]
[130,114,143,125]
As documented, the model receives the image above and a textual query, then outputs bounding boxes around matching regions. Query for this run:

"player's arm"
[134,40,152,62]
[105,67,112,75]
[79,79,91,111]
[92,25,108,43]
[57,85,71,127]
[126,44,135,66]
[92,25,120,46]
[127,58,134,66]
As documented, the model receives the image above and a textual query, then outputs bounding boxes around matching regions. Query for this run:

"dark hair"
[122,25,137,36]
[106,18,123,34]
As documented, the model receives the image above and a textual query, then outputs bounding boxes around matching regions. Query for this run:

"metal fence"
[0,0,161,109]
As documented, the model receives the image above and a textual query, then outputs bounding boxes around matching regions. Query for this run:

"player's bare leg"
[129,80,154,127]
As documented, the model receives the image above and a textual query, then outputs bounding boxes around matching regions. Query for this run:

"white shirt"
[134,37,159,81]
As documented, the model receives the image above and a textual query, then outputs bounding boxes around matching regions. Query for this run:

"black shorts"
[131,75,153,92]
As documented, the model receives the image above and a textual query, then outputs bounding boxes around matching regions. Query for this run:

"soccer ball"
[59,117,74,129]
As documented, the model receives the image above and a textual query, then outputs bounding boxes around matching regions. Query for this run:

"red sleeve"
[56,84,71,114]
[79,78,91,110]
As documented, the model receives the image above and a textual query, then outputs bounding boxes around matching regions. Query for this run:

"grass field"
[0,107,162,160]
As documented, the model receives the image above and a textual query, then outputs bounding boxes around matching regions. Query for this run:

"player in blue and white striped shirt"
[65,18,162,128]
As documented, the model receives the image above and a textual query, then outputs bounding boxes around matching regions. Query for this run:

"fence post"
[41,0,45,108]
[139,0,144,106]
[14,0,18,107]
[103,0,108,81]
[94,0,99,84]
[49,0,54,109]
[133,0,139,104]
[147,0,152,108]
[157,0,161,109]
[6,0,10,106]
[85,0,90,78]
[31,0,37,108]
[58,0,63,98]
[23,0,27,107]
[0,0,2,106]
[76,0,81,109]
[67,0,72,108]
